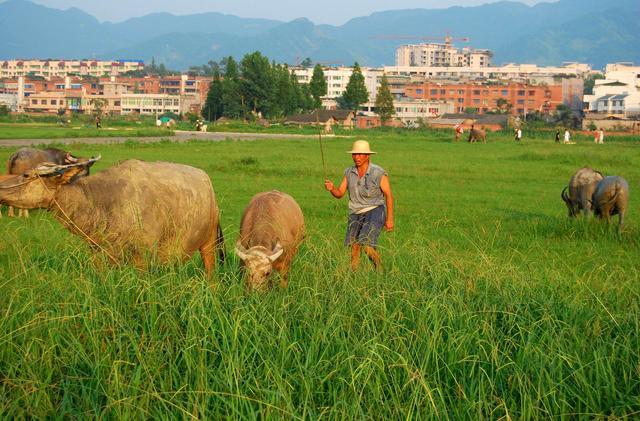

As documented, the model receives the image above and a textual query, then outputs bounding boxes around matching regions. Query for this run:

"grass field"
[0,123,173,139]
[1,130,639,418]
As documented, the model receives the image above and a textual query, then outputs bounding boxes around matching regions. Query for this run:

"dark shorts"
[344,206,386,247]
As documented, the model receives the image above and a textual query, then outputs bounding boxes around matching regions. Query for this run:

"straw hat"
[346,140,376,154]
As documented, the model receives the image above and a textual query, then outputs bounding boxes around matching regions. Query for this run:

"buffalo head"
[234,241,284,291]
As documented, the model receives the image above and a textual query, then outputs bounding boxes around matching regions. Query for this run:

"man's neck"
[357,162,369,176]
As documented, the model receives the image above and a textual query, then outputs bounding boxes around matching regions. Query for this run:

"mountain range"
[0,0,638,70]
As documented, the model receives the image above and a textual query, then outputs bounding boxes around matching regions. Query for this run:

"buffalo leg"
[199,242,215,275]
[19,209,29,218]
[8,206,15,217]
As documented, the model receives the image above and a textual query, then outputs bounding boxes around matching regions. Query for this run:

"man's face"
[352,153,370,167]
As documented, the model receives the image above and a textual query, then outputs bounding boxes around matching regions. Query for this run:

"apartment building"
[360,98,454,125]
[120,94,181,115]
[293,67,384,102]
[403,81,569,115]
[583,63,640,117]
[385,62,592,81]
[396,44,492,68]
[0,59,145,79]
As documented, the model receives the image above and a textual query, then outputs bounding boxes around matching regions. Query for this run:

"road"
[0,130,339,148]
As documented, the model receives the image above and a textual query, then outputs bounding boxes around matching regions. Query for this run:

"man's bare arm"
[324,176,347,198]
[380,175,394,231]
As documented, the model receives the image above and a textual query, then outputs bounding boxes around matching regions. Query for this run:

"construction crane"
[371,34,470,47]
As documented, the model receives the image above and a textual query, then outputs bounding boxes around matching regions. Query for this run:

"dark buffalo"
[592,176,629,231]
[561,167,604,217]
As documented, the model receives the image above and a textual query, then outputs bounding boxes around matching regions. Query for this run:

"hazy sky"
[27,0,549,24]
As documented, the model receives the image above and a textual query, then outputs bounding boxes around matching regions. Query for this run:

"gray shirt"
[344,163,387,214]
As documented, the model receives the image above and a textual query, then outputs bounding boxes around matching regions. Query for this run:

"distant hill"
[0,0,638,70]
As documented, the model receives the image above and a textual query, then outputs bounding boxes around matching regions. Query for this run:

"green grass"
[0,123,173,139]
[1,132,639,418]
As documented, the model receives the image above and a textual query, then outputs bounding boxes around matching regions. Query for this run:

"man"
[598,128,605,144]
[454,123,464,141]
[563,129,571,144]
[514,127,522,142]
[324,140,394,271]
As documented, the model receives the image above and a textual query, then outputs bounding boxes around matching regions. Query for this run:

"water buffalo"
[468,128,486,143]
[592,176,629,231]
[234,191,304,291]
[4,147,88,217]
[0,158,225,274]
[561,167,604,217]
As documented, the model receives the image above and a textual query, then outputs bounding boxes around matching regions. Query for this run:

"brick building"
[402,81,568,115]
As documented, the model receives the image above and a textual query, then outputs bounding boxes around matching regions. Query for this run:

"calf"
[234,191,304,291]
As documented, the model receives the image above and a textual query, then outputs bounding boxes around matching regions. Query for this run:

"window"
[31,99,38,104]
[114,101,121,106]
[458,90,464,95]
[528,90,535,96]
[473,99,480,104]
[416,89,423,94]
[430,89,438,95]
[517,90,525,96]
[439,89,446,94]
[473,90,480,95]
[457,98,464,103]
[42,100,47,105]
[501,90,508,96]
[51,99,57,105]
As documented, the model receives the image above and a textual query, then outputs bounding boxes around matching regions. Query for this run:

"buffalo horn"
[268,243,284,262]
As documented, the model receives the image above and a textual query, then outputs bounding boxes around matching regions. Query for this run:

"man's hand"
[384,219,394,232]
[324,179,334,191]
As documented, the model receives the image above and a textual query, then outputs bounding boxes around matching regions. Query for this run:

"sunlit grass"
[1,132,639,417]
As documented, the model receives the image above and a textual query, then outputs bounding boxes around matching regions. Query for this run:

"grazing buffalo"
[4,147,88,217]
[468,128,486,143]
[234,191,304,291]
[561,167,604,217]
[0,158,225,274]
[592,176,629,231]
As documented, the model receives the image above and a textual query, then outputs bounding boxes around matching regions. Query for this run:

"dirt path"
[0,131,341,148]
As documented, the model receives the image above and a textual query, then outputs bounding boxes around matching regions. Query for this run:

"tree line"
[201,52,396,122]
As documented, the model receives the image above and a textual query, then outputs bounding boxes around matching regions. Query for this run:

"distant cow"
[234,191,304,291]
[592,176,629,231]
[0,158,225,274]
[561,167,604,217]
[468,128,486,143]
[4,147,88,218]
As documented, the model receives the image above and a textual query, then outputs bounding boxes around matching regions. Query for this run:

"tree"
[221,56,244,119]
[496,98,512,114]
[309,64,327,109]
[339,62,368,110]
[374,75,395,123]
[300,57,313,68]
[584,73,605,95]
[202,71,224,121]
[240,51,273,117]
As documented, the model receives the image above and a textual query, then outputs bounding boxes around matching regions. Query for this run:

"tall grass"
[1,133,639,417]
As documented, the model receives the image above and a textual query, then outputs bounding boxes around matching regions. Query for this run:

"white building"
[1,59,145,79]
[396,43,492,68]
[360,98,454,125]
[583,63,640,117]
[384,62,592,81]
[293,67,384,103]
[120,94,181,115]
[0,93,19,112]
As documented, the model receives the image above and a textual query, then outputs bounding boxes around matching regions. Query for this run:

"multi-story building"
[293,67,384,104]
[120,94,181,115]
[0,59,145,79]
[360,98,454,125]
[402,81,576,115]
[385,62,592,81]
[0,74,210,115]
[583,63,640,117]
[396,43,492,68]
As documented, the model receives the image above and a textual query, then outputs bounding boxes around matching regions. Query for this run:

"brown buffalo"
[592,176,629,231]
[0,158,225,274]
[4,147,88,217]
[234,191,304,291]
[561,167,604,217]
[468,128,486,143]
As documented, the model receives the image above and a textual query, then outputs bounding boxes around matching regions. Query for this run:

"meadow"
[1,130,639,418]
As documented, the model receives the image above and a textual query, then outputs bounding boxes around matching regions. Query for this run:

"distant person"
[95,116,101,129]
[468,124,475,142]
[555,130,560,143]
[454,123,464,141]
[514,128,522,142]
[593,129,599,143]
[563,129,570,144]
[598,128,605,144]
[156,118,162,127]
[324,140,394,271]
